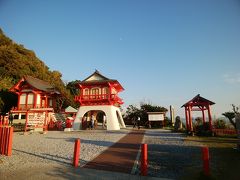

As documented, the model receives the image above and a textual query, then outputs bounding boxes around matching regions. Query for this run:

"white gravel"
[143,129,203,179]
[0,130,130,174]
[1,128,204,180]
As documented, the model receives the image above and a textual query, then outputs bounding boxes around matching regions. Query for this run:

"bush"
[195,122,212,136]
[213,119,226,129]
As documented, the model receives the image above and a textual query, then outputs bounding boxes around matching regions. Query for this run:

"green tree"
[222,104,239,129]
[124,103,168,126]
[66,80,81,96]
[0,28,76,111]
[0,97,4,114]
[213,118,226,129]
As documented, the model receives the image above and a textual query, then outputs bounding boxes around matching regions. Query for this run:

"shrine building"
[73,70,126,130]
[9,76,61,115]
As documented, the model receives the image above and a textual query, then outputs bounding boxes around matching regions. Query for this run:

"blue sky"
[0,0,240,118]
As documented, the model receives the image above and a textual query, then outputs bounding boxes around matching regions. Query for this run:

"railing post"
[141,143,148,176]
[0,127,3,154]
[6,127,13,156]
[73,139,80,167]
[202,146,210,176]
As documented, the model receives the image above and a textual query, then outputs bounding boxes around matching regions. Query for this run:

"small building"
[73,70,126,130]
[181,94,215,132]
[9,76,61,123]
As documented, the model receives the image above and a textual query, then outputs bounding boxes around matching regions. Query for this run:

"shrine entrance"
[82,110,107,130]
[181,94,215,132]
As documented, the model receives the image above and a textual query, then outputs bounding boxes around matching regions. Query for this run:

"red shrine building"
[9,76,60,113]
[73,70,126,130]
[182,94,215,132]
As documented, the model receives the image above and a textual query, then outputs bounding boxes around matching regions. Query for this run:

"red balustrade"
[0,126,13,156]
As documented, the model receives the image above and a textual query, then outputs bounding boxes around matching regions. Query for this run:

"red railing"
[0,126,13,156]
[75,94,123,104]
[212,128,237,135]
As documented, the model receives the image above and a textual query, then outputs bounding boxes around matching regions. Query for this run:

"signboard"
[27,112,46,126]
[148,114,164,121]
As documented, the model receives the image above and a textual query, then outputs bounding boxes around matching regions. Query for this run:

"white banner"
[148,114,164,121]
[27,112,46,126]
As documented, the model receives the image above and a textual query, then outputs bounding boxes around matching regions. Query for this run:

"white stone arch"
[73,105,126,130]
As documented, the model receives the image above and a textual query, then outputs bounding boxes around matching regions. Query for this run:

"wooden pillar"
[17,93,21,110]
[188,106,193,131]
[207,105,213,131]
[202,106,206,124]
[25,93,29,110]
[33,92,37,108]
[185,107,189,130]
[45,96,48,108]
[107,83,112,103]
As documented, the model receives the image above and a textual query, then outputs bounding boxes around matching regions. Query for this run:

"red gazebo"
[181,94,215,132]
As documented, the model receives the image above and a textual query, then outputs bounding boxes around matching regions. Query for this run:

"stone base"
[64,128,73,132]
[33,128,43,132]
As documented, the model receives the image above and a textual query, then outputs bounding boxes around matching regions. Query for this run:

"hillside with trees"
[0,28,77,114]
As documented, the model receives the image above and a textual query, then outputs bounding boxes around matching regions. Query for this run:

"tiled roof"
[181,94,215,107]
[21,76,60,94]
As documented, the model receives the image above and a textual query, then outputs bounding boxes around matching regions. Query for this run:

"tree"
[0,28,77,109]
[195,117,203,126]
[66,80,81,96]
[0,97,4,114]
[222,104,239,129]
[124,103,168,126]
[213,118,226,129]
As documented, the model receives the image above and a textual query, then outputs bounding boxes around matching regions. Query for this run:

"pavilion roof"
[10,76,60,94]
[181,94,215,107]
[80,70,124,91]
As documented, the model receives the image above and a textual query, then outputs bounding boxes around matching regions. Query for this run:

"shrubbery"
[213,119,226,129]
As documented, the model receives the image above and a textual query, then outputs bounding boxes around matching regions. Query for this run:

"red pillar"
[141,144,148,176]
[17,93,21,110]
[202,106,206,124]
[207,105,213,131]
[44,96,48,108]
[6,127,13,156]
[73,139,80,167]
[185,107,189,130]
[202,146,210,176]
[25,93,29,110]
[33,92,37,108]
[188,106,193,131]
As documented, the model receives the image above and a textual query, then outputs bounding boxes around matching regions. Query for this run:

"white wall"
[73,105,126,131]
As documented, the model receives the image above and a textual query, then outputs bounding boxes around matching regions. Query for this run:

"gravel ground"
[1,128,204,180]
[0,129,130,175]
[143,129,203,179]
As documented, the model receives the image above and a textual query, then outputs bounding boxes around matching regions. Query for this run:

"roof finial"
[95,69,100,74]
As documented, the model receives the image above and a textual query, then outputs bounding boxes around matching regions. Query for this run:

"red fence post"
[202,146,210,176]
[141,143,148,176]
[73,139,80,167]
[0,126,2,154]
[6,127,13,156]
[1,127,6,154]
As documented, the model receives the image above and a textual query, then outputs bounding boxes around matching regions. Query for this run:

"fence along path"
[0,126,13,156]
